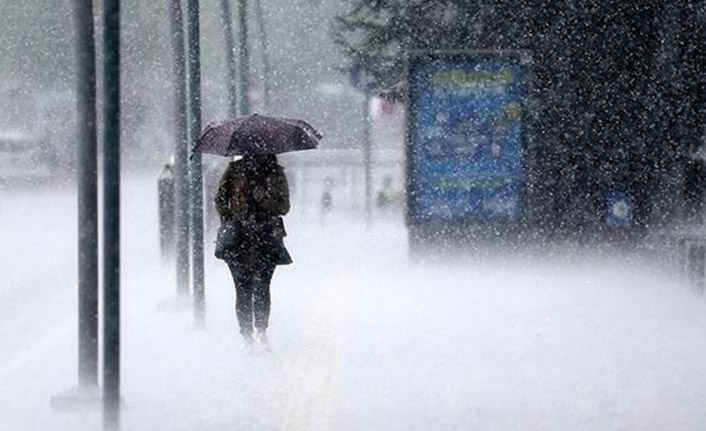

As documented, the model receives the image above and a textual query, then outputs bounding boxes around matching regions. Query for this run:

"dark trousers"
[227,261,276,336]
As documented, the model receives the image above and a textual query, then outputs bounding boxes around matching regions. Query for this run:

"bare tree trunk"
[253,0,271,111]
[220,0,237,117]
[237,0,250,115]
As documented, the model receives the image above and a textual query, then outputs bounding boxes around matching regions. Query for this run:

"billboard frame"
[404,49,533,246]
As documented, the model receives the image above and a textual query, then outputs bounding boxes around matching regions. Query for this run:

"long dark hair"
[242,154,278,182]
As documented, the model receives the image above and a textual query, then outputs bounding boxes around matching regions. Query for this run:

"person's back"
[214,154,291,349]
[216,156,288,217]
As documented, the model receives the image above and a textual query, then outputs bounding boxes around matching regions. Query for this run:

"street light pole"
[73,0,99,389]
[187,0,205,324]
[350,62,373,224]
[168,0,191,297]
[102,0,121,427]
[363,89,372,225]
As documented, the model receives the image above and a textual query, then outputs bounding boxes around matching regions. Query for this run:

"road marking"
[279,280,348,431]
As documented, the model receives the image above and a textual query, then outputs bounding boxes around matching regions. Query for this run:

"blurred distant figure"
[215,154,292,350]
[376,175,394,211]
[320,176,333,222]
[158,160,175,263]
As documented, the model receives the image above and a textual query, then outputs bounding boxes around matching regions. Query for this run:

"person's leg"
[252,263,276,334]
[228,263,255,340]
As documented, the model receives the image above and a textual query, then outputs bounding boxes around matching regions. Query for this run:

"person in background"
[320,176,333,222]
[215,154,292,350]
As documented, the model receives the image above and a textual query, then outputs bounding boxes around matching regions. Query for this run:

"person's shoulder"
[227,159,247,173]
[220,160,245,181]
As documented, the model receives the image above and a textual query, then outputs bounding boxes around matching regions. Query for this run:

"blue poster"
[408,54,525,221]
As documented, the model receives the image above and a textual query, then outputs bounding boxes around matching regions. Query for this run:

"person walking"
[194,113,320,348]
[215,154,292,349]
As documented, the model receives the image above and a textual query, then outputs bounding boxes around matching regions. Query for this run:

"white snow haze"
[3,1,706,430]
[3,174,706,431]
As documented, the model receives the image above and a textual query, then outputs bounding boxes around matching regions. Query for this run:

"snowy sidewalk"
[4,177,706,431]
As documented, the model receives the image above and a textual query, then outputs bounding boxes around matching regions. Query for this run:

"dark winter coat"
[215,158,292,266]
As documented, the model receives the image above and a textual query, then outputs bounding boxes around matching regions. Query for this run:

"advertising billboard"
[406,51,528,223]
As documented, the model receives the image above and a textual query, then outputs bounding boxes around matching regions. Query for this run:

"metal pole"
[187,0,205,324]
[168,0,191,297]
[74,0,99,389]
[363,90,372,225]
[220,0,237,117]
[102,0,121,428]
[237,0,250,115]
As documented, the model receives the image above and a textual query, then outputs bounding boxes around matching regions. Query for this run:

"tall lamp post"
[363,86,372,225]
[168,0,191,298]
[187,0,205,324]
[74,0,99,390]
[351,62,372,224]
[102,0,121,427]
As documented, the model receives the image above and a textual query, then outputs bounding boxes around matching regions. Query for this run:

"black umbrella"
[193,113,322,157]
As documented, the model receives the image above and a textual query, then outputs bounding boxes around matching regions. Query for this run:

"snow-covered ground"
[2,175,706,431]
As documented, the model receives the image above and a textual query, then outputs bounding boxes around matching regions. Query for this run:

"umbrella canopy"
[194,113,322,156]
